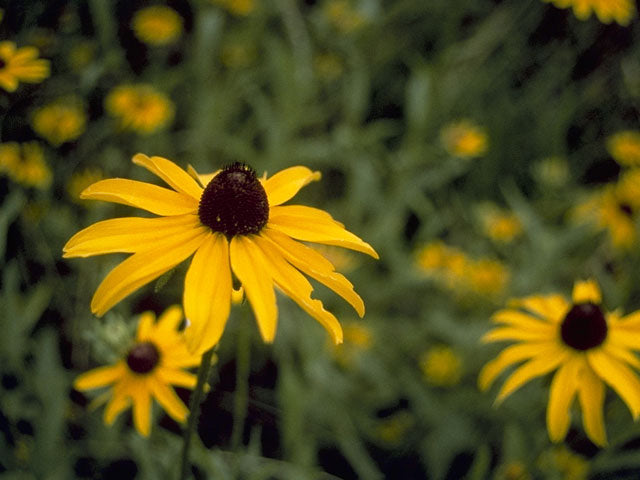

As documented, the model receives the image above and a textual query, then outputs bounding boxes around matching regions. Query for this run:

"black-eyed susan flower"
[542,0,635,25]
[32,98,87,146]
[0,141,51,189]
[74,306,202,436]
[0,41,49,92]
[479,279,640,446]
[63,154,378,354]
[104,84,174,135]
[420,345,463,387]
[131,6,183,47]
[440,120,489,158]
[607,130,640,167]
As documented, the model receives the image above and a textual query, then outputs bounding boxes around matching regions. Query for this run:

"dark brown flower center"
[126,341,160,374]
[618,202,634,217]
[560,302,608,351]
[198,162,269,237]
[0,58,6,70]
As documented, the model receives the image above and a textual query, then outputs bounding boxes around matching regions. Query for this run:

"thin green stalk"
[230,312,251,450]
[179,347,216,480]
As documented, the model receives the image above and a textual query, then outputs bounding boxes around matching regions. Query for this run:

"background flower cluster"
[3,0,640,479]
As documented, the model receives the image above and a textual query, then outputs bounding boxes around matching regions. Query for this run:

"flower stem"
[230,312,251,450]
[179,347,216,480]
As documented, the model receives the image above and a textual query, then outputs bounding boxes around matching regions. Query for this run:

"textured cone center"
[560,302,608,351]
[198,162,269,237]
[126,341,160,374]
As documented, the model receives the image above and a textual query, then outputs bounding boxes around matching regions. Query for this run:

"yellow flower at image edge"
[607,130,640,166]
[105,85,174,135]
[0,142,51,189]
[542,0,636,25]
[0,41,49,92]
[479,279,640,446]
[131,6,183,46]
[63,155,378,354]
[74,306,202,436]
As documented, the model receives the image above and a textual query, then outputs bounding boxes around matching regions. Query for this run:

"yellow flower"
[131,6,183,46]
[0,142,51,189]
[480,206,523,244]
[607,130,640,166]
[210,0,256,16]
[420,345,462,387]
[63,155,378,354]
[74,306,202,436]
[440,120,489,158]
[0,41,49,92]
[32,98,87,146]
[325,0,366,33]
[105,84,174,135]
[67,167,104,203]
[375,411,413,444]
[542,0,635,25]
[533,156,570,188]
[479,279,640,446]
[467,259,510,297]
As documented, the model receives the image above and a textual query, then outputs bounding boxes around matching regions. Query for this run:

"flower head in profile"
[542,0,635,25]
[32,98,87,146]
[63,155,378,354]
[105,85,174,135]
[0,142,51,189]
[607,130,640,167]
[131,6,183,46]
[479,279,640,446]
[0,41,49,92]
[440,120,489,158]
[74,306,202,436]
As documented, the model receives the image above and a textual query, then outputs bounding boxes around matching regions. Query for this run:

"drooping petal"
[572,279,602,304]
[74,363,126,391]
[149,377,188,422]
[262,228,364,316]
[131,382,152,436]
[491,310,558,332]
[91,227,208,316]
[158,368,198,388]
[547,356,581,443]
[81,178,198,216]
[155,304,184,337]
[603,342,640,369]
[506,294,569,323]
[577,364,607,447]
[183,233,232,354]
[263,166,321,206]
[268,206,378,258]
[132,153,203,201]
[482,327,559,343]
[136,312,156,342]
[230,235,278,342]
[104,389,132,425]
[253,235,343,344]
[478,342,551,391]
[588,349,640,419]
[496,345,569,403]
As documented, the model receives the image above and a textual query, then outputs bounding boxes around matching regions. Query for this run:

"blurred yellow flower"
[607,130,640,166]
[131,6,183,46]
[210,0,255,16]
[538,446,589,480]
[74,306,203,437]
[542,0,635,25]
[495,461,532,480]
[325,0,366,33]
[479,206,523,243]
[332,322,373,367]
[0,142,51,189]
[32,98,87,146]
[375,411,413,444]
[467,259,511,297]
[479,279,640,447]
[533,156,570,188]
[67,167,104,203]
[420,345,462,387]
[0,41,49,92]
[105,84,175,135]
[440,120,489,158]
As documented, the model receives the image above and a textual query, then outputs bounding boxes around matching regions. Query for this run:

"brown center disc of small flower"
[618,202,634,217]
[0,58,6,70]
[198,162,269,237]
[126,342,160,374]
[560,302,608,351]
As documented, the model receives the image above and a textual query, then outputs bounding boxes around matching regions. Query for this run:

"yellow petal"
[588,349,640,419]
[136,312,156,341]
[263,166,321,206]
[91,228,207,316]
[158,368,198,389]
[478,342,550,391]
[491,309,557,331]
[81,178,198,216]
[230,235,278,342]
[150,377,188,422]
[496,345,568,403]
[104,388,131,425]
[507,294,569,322]
[572,279,602,304]
[482,327,558,343]
[253,235,343,344]
[131,383,152,436]
[186,164,220,188]
[547,355,581,443]
[263,228,364,316]
[183,233,232,354]
[577,364,607,447]
[268,206,378,259]
[74,363,126,391]
[604,342,640,369]
[132,153,203,201]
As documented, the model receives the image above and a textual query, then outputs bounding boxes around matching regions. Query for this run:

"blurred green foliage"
[3,0,640,479]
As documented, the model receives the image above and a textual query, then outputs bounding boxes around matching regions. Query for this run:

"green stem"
[230,312,251,450]
[179,347,216,480]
